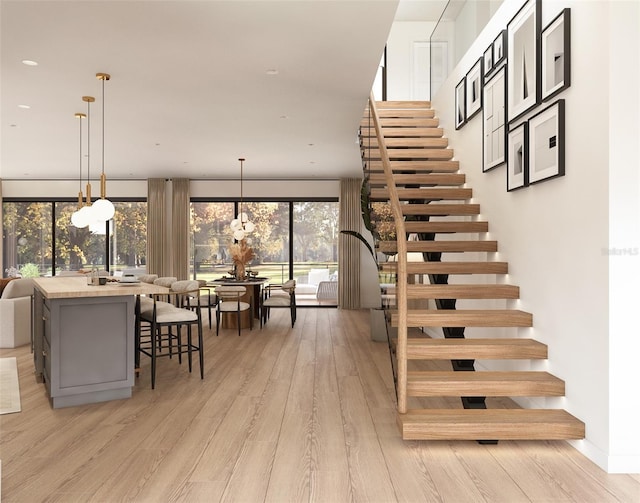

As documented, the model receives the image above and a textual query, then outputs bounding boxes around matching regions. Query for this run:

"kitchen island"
[32,277,168,408]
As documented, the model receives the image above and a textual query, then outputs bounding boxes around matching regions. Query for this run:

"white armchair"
[0,278,35,348]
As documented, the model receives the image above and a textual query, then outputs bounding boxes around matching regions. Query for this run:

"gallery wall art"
[507,0,541,123]
[528,99,565,184]
[507,122,528,191]
[465,57,483,121]
[493,30,507,68]
[455,78,466,130]
[454,0,571,191]
[541,8,571,101]
[483,66,507,172]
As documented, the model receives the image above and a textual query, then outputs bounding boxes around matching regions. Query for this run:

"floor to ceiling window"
[2,201,52,277]
[191,199,338,305]
[2,200,146,276]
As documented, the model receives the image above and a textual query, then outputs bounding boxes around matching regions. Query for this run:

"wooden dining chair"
[260,279,296,328]
[215,285,252,336]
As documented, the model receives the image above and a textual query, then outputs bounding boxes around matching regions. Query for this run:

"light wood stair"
[360,99,585,442]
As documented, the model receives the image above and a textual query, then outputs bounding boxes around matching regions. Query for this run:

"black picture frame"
[507,0,541,123]
[541,8,571,102]
[483,66,507,172]
[465,57,483,121]
[528,99,565,184]
[483,44,494,79]
[507,121,529,191]
[455,77,466,130]
[493,30,507,67]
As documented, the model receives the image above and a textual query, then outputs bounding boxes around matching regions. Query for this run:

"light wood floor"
[1,308,639,502]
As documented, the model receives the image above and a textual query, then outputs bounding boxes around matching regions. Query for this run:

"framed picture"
[483,44,494,79]
[493,30,507,67]
[507,0,541,123]
[528,99,565,184]
[541,8,571,101]
[507,122,528,191]
[483,66,507,172]
[455,77,466,129]
[465,57,483,121]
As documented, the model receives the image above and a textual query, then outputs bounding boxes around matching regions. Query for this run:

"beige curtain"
[0,179,3,274]
[338,178,362,309]
[171,178,190,280]
[147,178,167,276]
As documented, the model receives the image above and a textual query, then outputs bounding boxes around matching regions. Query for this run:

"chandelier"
[229,157,255,241]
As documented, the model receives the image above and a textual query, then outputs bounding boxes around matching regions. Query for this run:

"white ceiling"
[1,0,445,183]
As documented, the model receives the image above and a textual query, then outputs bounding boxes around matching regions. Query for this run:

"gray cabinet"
[33,288,135,408]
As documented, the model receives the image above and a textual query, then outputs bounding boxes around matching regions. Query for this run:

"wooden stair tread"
[381,261,509,275]
[397,409,585,440]
[376,108,436,118]
[374,100,431,108]
[370,188,472,200]
[366,148,454,160]
[405,337,548,360]
[363,137,449,148]
[360,127,445,138]
[402,221,488,233]
[404,284,520,299]
[401,204,480,216]
[391,309,533,328]
[378,240,497,253]
[365,160,460,172]
[361,117,440,128]
[406,371,565,397]
[369,173,466,185]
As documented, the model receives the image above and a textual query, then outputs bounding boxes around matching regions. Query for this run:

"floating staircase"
[359,98,584,441]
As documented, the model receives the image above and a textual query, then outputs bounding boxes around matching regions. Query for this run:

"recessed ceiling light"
[9,124,18,128]
[266,69,279,75]
[18,104,30,109]
[22,60,38,66]
[279,115,288,119]
[308,143,314,147]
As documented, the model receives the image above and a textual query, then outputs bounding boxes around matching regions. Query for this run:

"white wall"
[431,0,639,473]
[607,0,640,474]
[386,21,436,100]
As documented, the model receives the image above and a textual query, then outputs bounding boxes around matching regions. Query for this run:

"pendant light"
[91,72,115,221]
[229,158,255,241]
[70,112,87,227]
[74,95,98,228]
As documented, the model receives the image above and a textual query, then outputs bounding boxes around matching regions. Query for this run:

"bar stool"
[138,280,204,389]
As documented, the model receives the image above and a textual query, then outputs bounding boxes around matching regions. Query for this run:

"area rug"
[0,357,21,414]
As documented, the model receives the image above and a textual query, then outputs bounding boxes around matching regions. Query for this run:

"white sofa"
[295,268,330,295]
[0,278,34,348]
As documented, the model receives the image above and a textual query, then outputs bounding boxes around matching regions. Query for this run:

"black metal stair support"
[411,211,497,444]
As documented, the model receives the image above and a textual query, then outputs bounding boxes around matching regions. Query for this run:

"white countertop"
[33,276,169,299]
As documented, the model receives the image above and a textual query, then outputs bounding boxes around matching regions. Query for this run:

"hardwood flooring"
[1,308,639,502]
